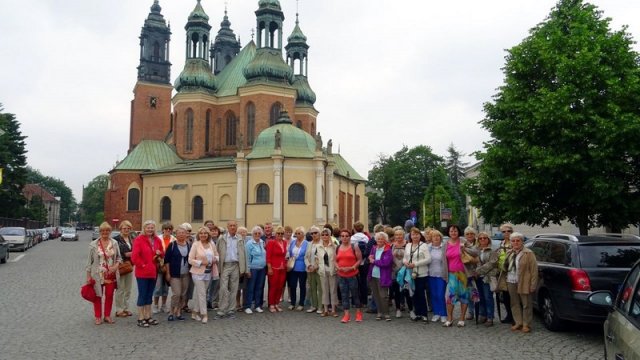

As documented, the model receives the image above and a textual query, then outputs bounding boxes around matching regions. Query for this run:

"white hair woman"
[505,232,538,333]
[131,220,164,328]
[304,225,323,313]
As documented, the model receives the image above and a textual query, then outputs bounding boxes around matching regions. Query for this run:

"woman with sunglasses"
[474,231,498,326]
[304,225,323,313]
[335,229,363,323]
[317,228,339,316]
[497,223,515,324]
[266,225,288,313]
[287,226,309,311]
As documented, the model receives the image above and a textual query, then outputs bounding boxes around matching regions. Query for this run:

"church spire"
[286,7,315,106]
[211,4,241,74]
[137,0,172,84]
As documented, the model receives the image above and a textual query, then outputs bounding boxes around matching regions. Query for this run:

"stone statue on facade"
[275,130,282,149]
[327,139,333,155]
[315,132,322,151]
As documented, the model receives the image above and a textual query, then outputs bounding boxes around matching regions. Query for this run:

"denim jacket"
[245,239,266,270]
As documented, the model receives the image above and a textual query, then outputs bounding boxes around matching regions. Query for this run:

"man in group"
[262,222,275,244]
[216,220,249,319]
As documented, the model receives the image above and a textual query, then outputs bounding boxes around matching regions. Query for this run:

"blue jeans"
[244,268,266,309]
[413,276,429,317]
[338,276,360,310]
[427,276,447,316]
[287,271,307,306]
[477,277,495,319]
[136,278,156,307]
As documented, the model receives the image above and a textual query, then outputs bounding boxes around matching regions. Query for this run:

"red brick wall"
[104,172,143,230]
[129,82,172,150]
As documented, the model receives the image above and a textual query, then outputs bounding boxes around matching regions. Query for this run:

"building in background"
[22,184,61,226]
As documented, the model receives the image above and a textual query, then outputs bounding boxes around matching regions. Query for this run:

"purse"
[118,260,133,276]
[287,256,296,272]
[489,276,498,292]
[81,279,98,302]
[461,247,479,265]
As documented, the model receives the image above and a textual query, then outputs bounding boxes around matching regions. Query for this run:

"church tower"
[211,8,241,75]
[129,0,173,151]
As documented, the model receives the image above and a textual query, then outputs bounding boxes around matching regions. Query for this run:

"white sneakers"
[431,315,440,322]
[152,304,160,314]
[395,309,402,318]
[295,306,304,311]
[244,308,253,314]
[192,313,202,321]
[255,307,264,313]
[409,311,417,320]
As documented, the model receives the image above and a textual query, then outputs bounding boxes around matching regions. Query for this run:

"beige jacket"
[216,233,248,275]
[86,239,122,297]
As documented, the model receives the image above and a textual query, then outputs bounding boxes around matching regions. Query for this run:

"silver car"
[60,228,79,241]
[588,259,640,360]
[0,227,30,252]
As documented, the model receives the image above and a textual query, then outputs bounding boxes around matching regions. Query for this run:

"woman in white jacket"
[403,227,431,322]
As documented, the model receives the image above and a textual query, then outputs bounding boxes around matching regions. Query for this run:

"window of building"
[160,196,171,221]
[127,188,140,212]
[205,110,211,153]
[256,184,270,203]
[225,112,237,146]
[288,183,305,204]
[270,102,282,126]
[192,196,203,222]
[246,102,256,146]
[185,109,194,152]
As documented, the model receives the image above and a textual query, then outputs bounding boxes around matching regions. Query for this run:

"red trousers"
[268,268,287,306]
[93,282,116,318]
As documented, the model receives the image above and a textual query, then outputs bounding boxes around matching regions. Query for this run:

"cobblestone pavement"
[0,231,604,360]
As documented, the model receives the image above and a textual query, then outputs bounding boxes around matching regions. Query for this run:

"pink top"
[446,242,465,273]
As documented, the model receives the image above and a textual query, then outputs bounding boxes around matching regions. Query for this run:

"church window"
[225,112,237,146]
[270,102,282,126]
[127,188,140,212]
[288,183,305,204]
[246,103,256,145]
[192,196,204,222]
[256,184,270,204]
[160,197,172,221]
[185,109,194,152]
[205,110,211,153]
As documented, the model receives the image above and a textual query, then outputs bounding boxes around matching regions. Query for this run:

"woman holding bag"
[403,227,431,322]
[114,220,134,318]
[286,226,308,310]
[266,226,288,313]
[164,226,192,321]
[131,220,164,328]
[86,222,122,325]
[188,227,219,323]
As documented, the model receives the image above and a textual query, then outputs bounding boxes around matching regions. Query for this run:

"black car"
[526,233,640,331]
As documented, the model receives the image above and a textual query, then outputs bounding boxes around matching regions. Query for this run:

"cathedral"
[104,0,368,231]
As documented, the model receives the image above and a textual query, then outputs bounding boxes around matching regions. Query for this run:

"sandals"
[146,318,159,325]
[137,319,149,328]
[124,310,133,316]
[442,321,452,327]
[115,312,127,318]
[103,317,114,324]
[331,312,338,318]
[269,306,277,313]
[384,315,391,322]
[321,311,329,317]
[457,320,465,327]
[94,318,102,325]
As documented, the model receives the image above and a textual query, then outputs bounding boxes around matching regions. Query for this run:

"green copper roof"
[175,58,216,92]
[332,153,366,182]
[258,0,281,10]
[247,118,316,159]
[145,0,168,30]
[146,157,235,174]
[114,140,181,171]
[189,0,209,22]
[287,21,307,43]
[244,48,293,83]
[292,75,316,105]
[216,41,256,97]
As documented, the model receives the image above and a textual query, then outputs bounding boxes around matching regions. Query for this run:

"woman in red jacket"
[131,220,164,328]
[266,225,287,313]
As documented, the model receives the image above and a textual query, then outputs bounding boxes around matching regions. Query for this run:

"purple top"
[367,244,394,287]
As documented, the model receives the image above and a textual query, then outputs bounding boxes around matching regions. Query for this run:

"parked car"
[588,259,640,360]
[60,228,79,241]
[40,229,49,241]
[526,233,640,331]
[0,227,31,252]
[91,227,99,240]
[0,234,9,263]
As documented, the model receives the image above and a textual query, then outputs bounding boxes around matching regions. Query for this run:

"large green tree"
[81,174,108,225]
[367,145,442,227]
[444,144,468,228]
[26,167,77,224]
[423,166,461,229]
[0,104,29,218]
[469,0,640,234]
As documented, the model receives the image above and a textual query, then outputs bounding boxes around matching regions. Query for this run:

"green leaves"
[473,0,640,234]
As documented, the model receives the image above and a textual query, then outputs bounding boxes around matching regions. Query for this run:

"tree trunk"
[577,215,589,235]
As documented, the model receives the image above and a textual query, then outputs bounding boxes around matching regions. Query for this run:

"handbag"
[461,247,479,265]
[489,276,498,292]
[118,260,133,276]
[286,256,296,272]
[81,279,98,302]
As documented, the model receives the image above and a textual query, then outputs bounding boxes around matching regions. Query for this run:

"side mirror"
[587,290,613,308]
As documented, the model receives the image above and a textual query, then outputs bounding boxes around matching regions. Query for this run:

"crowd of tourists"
[85,220,538,333]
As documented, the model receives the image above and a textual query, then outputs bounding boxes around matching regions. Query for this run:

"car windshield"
[63,229,75,234]
[579,244,640,268]
[0,228,25,236]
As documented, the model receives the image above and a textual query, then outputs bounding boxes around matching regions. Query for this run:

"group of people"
[85,219,538,333]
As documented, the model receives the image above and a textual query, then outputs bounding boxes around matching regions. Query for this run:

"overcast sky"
[1,0,639,202]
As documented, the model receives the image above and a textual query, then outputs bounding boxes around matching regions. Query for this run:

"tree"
[0,104,29,218]
[424,166,461,229]
[26,167,77,224]
[26,195,47,222]
[81,174,109,225]
[367,145,442,227]
[444,144,468,228]
[469,0,640,234]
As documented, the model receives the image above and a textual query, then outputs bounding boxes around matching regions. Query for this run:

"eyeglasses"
[321,233,330,236]
[311,232,319,235]
[502,230,512,233]
[340,235,350,238]
[276,232,284,235]
[478,237,490,240]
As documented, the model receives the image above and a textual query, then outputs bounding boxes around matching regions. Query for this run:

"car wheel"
[1,253,6,264]
[541,291,564,331]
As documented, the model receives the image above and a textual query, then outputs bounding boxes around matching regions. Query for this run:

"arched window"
[246,102,256,146]
[288,183,305,204]
[225,112,237,146]
[160,197,172,221]
[205,110,211,153]
[310,122,315,136]
[270,102,282,126]
[192,196,204,222]
[256,184,270,204]
[185,109,194,152]
[127,188,140,211]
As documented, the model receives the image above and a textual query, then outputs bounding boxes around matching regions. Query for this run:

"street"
[0,231,604,360]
